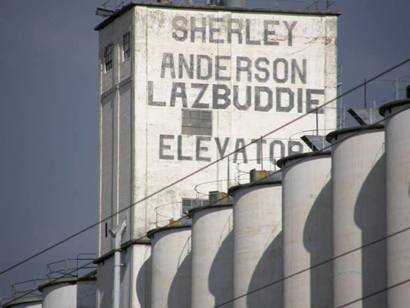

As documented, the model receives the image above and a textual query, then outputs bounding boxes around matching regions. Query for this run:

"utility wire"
[1,260,95,307]
[1,58,409,278]
[4,92,410,305]
[338,279,410,307]
[215,224,410,307]
[213,108,409,307]
[1,188,236,304]
[6,214,408,306]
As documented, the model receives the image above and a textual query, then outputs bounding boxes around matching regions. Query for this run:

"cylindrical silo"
[327,125,386,307]
[277,152,333,308]
[229,172,282,308]
[3,297,42,308]
[39,278,77,308]
[95,239,151,308]
[76,271,96,308]
[189,192,233,308]
[147,224,191,308]
[380,99,410,307]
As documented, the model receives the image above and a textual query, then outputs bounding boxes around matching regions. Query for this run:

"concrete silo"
[189,192,233,308]
[277,152,333,308]
[95,239,151,308]
[229,171,282,308]
[327,125,386,307]
[38,278,77,308]
[380,99,410,307]
[3,297,42,308]
[147,224,191,308]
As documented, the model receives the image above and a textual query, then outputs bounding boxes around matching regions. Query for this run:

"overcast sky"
[0,0,409,301]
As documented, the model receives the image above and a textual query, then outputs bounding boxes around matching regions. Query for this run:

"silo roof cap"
[3,296,42,308]
[228,179,281,196]
[188,200,232,217]
[379,99,410,117]
[94,237,151,264]
[38,277,77,292]
[146,223,191,239]
[276,151,330,169]
[325,124,384,143]
[77,270,97,282]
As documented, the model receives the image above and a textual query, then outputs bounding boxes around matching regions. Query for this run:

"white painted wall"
[97,4,338,252]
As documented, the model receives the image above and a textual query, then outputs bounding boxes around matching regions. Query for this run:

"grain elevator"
[4,1,410,308]
[94,2,338,307]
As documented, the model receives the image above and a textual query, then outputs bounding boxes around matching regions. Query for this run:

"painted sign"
[98,5,338,244]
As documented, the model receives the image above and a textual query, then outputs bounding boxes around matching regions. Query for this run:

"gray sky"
[0,0,409,301]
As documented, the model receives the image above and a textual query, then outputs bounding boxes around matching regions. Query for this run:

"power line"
[1,260,95,307]
[4,99,410,305]
[212,105,410,307]
[1,57,409,278]
[215,224,410,307]
[2,190,233,305]
[212,91,408,306]
[338,279,410,307]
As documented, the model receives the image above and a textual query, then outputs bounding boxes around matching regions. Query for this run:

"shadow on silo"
[136,256,151,308]
[167,244,192,308]
[354,155,386,308]
[247,232,283,308]
[209,231,233,308]
[303,180,333,308]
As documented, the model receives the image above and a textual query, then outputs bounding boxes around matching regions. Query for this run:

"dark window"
[104,43,114,72]
[123,32,131,60]
[182,198,209,214]
[181,109,212,136]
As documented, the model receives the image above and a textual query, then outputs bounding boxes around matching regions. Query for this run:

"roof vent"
[221,0,247,8]
[96,7,114,17]
[209,191,230,206]
[250,169,281,183]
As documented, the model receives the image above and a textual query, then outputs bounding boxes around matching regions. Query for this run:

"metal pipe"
[110,221,126,308]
